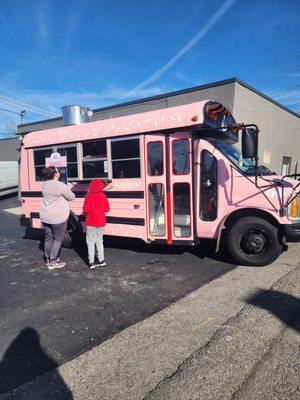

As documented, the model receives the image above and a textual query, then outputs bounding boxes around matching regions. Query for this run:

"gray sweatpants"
[43,221,67,262]
[86,226,105,264]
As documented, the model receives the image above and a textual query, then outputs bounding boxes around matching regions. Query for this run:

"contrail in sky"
[124,0,238,99]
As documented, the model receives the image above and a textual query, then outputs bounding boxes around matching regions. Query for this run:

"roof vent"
[61,105,93,125]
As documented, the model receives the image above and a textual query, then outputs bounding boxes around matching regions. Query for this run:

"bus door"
[145,135,168,241]
[145,132,194,244]
[168,132,194,243]
[196,139,218,238]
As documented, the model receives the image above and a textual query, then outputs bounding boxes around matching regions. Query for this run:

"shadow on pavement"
[23,226,237,266]
[0,327,73,397]
[246,289,300,333]
[0,193,18,201]
[105,235,238,264]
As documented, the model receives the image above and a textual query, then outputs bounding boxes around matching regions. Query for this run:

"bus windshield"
[210,139,276,176]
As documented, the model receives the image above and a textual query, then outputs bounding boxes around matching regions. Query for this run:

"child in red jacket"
[83,179,111,269]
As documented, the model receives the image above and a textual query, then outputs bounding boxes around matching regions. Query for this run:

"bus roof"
[23,100,218,148]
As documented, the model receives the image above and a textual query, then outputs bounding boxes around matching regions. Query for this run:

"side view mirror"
[242,128,258,159]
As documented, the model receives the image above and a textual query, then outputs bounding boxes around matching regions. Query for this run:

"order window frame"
[33,146,55,182]
[56,143,79,181]
[81,139,109,180]
[111,136,141,179]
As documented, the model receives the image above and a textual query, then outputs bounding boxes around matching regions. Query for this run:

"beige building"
[18,78,300,174]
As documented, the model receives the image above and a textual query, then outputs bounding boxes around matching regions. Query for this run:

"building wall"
[16,78,299,175]
[17,81,236,134]
[90,82,236,121]
[233,83,300,174]
[0,137,20,161]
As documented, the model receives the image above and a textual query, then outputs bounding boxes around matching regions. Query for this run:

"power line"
[0,107,26,122]
[0,95,57,118]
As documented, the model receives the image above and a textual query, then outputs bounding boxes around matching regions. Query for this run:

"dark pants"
[43,221,67,262]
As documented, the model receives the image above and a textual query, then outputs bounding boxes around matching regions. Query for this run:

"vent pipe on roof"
[61,105,93,125]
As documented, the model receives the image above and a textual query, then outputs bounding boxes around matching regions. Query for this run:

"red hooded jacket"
[83,179,110,227]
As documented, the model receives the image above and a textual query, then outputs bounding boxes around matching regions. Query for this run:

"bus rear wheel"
[62,215,82,248]
[227,217,282,266]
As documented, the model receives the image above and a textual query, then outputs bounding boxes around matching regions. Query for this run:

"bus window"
[149,183,165,236]
[200,150,217,221]
[173,183,191,237]
[111,138,140,178]
[82,140,108,179]
[147,142,163,176]
[33,148,53,181]
[172,139,190,175]
[57,145,78,179]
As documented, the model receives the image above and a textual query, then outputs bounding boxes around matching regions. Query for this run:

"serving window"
[111,137,141,178]
[56,145,78,179]
[82,139,108,179]
[33,147,53,181]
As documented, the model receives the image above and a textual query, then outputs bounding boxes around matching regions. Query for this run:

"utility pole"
[0,108,26,136]
[0,107,26,122]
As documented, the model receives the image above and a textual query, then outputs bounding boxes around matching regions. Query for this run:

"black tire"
[62,215,82,248]
[227,217,282,266]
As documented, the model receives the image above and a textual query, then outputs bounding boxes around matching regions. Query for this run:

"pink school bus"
[20,100,300,266]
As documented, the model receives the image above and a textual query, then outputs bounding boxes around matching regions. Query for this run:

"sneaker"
[45,258,60,267]
[95,259,106,267]
[89,262,96,270]
[48,260,66,270]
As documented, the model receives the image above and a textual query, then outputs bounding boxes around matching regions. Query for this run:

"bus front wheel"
[227,217,282,266]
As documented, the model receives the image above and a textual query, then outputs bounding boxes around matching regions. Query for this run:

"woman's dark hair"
[44,166,57,180]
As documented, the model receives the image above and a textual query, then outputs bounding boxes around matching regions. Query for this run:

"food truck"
[20,100,300,266]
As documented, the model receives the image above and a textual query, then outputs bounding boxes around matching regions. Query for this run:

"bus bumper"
[282,223,300,242]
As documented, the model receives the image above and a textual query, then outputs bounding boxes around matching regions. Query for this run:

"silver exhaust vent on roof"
[61,105,93,125]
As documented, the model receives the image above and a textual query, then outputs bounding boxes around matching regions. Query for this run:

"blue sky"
[0,0,299,137]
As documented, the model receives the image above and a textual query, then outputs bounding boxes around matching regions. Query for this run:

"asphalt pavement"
[0,195,235,394]
[1,237,298,400]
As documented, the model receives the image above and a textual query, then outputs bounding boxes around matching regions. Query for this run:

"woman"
[40,166,75,270]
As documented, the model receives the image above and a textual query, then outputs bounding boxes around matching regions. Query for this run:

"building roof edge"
[18,77,299,131]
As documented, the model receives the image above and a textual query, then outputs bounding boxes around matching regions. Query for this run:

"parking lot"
[0,194,235,393]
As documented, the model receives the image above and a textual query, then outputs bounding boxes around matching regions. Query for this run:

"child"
[83,179,111,269]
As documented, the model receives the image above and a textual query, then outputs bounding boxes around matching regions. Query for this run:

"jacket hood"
[88,179,105,193]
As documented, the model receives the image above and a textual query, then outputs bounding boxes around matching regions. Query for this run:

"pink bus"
[20,100,300,266]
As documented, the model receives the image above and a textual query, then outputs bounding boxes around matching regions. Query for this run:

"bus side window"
[82,140,108,179]
[200,150,217,221]
[111,138,141,178]
[57,145,78,180]
[33,148,53,181]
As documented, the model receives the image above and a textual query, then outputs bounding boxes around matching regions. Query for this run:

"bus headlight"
[289,195,300,219]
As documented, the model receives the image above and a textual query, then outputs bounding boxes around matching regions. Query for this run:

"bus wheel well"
[69,211,79,226]
[62,211,82,248]
[224,209,280,231]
